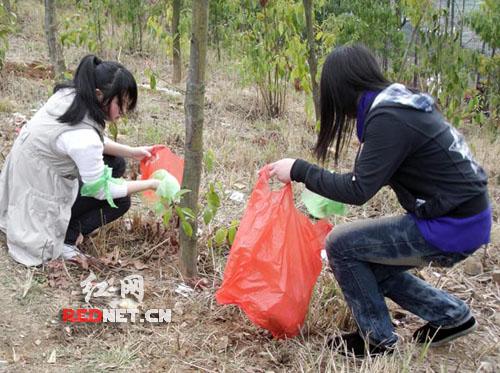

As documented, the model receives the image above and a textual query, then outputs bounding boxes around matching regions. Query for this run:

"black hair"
[54,55,138,127]
[315,44,390,163]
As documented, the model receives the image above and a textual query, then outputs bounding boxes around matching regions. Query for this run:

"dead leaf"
[65,255,90,270]
[186,277,210,291]
[491,269,500,285]
[99,246,121,266]
[463,257,483,276]
[47,259,71,289]
[233,182,246,190]
[132,260,149,270]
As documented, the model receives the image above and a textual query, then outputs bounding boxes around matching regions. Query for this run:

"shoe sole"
[425,321,478,347]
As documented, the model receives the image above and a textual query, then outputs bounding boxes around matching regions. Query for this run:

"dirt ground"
[0,1,499,372]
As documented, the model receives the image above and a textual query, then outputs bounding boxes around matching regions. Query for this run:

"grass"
[0,98,14,113]
[82,344,140,372]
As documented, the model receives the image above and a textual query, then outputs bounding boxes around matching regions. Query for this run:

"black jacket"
[291,103,489,219]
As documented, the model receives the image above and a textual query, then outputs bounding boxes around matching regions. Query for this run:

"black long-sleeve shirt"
[291,103,488,218]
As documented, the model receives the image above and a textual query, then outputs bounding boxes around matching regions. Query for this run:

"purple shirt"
[410,208,492,253]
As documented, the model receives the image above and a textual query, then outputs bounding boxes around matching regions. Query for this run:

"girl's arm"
[103,137,153,161]
[126,179,160,194]
[290,113,413,205]
[57,130,159,200]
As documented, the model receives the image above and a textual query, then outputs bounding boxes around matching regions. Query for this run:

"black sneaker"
[327,331,395,358]
[412,316,477,346]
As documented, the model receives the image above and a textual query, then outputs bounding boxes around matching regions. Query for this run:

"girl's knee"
[116,196,131,215]
[325,224,354,260]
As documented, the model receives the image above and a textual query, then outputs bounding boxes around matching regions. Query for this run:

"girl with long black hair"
[270,45,491,357]
[0,55,160,266]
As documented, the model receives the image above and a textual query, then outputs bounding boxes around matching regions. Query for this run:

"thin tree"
[44,0,66,79]
[179,0,209,278]
[3,0,11,14]
[444,0,450,36]
[303,0,320,123]
[459,0,465,47]
[172,0,182,84]
[450,0,455,34]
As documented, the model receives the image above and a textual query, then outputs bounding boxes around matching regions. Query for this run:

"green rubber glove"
[301,188,346,218]
[152,169,180,202]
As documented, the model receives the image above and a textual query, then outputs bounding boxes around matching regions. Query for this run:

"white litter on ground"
[175,284,194,298]
[139,84,182,97]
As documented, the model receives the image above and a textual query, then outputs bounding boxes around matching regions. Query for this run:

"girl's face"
[107,95,129,122]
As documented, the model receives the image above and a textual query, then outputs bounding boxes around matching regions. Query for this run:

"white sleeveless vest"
[0,89,104,266]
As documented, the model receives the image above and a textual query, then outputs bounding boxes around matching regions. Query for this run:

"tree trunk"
[413,34,418,88]
[476,41,486,86]
[92,2,103,53]
[397,14,422,81]
[444,0,450,37]
[44,0,66,80]
[214,4,221,62]
[459,0,465,47]
[138,13,143,52]
[172,0,182,84]
[450,0,455,34]
[4,0,11,14]
[302,0,320,123]
[179,0,209,278]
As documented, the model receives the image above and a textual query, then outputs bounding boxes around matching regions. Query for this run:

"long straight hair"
[315,44,390,163]
[54,55,138,127]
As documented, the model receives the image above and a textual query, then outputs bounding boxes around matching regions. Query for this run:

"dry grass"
[0,1,499,372]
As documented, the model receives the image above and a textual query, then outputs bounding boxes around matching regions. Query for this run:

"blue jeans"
[326,214,472,346]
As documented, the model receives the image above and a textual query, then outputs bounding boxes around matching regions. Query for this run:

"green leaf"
[175,206,185,220]
[203,208,214,225]
[207,185,220,209]
[163,207,172,225]
[175,189,191,199]
[150,73,157,90]
[214,228,227,246]
[181,207,196,220]
[108,121,118,141]
[228,226,237,245]
[181,221,193,237]
[204,148,215,173]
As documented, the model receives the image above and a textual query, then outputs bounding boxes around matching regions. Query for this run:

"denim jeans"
[326,214,472,346]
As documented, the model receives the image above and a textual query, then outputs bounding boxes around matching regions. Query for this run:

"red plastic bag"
[215,165,333,338]
[139,145,184,202]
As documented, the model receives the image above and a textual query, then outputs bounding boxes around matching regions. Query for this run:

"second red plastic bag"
[139,145,184,203]
[215,165,332,338]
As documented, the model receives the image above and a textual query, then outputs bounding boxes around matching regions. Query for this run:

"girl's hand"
[130,145,154,161]
[269,158,296,184]
[149,179,161,190]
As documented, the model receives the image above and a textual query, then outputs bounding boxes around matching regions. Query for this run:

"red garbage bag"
[215,165,333,338]
[139,145,184,202]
